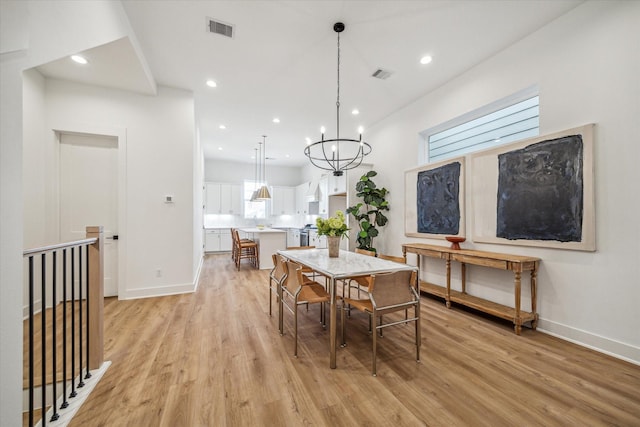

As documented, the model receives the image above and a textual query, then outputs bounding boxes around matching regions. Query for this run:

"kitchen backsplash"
[204,213,321,229]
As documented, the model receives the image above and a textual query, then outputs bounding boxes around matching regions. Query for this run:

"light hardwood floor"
[69,254,640,426]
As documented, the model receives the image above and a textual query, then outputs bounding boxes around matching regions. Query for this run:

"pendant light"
[304,22,372,176]
[255,135,271,200]
[250,146,259,201]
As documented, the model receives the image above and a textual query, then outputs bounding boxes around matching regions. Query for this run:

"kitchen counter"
[239,227,287,234]
[238,228,287,269]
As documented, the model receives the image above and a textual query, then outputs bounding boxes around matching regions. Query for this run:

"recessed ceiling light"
[206,80,217,88]
[219,125,226,129]
[420,55,433,65]
[273,118,280,123]
[352,109,360,115]
[218,147,223,151]
[71,55,88,65]
[285,154,290,158]
[305,137,312,145]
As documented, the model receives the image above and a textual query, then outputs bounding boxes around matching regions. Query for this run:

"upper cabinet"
[205,182,242,215]
[318,175,329,215]
[328,173,347,195]
[270,186,296,215]
[295,182,309,215]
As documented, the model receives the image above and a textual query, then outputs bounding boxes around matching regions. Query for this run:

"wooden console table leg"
[531,266,538,330]
[461,263,466,294]
[445,258,452,308]
[514,270,522,335]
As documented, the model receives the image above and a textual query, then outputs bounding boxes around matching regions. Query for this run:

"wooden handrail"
[23,238,97,257]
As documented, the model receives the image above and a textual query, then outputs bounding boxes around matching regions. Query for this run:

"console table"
[402,243,540,335]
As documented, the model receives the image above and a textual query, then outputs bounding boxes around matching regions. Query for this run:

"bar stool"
[232,228,259,270]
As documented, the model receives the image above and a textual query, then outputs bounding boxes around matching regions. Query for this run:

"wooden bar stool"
[232,229,259,270]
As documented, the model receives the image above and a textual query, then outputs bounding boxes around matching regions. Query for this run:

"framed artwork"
[471,124,595,251]
[405,157,465,239]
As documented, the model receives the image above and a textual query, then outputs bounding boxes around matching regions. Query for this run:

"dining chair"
[377,254,406,263]
[269,254,287,320]
[355,248,376,257]
[286,245,322,285]
[343,248,376,313]
[281,260,330,357]
[341,269,421,376]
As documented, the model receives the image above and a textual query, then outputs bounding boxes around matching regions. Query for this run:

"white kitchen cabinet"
[270,186,296,215]
[318,175,329,215]
[295,182,310,215]
[308,230,327,249]
[205,229,232,252]
[286,228,301,247]
[328,173,347,195]
[205,183,242,215]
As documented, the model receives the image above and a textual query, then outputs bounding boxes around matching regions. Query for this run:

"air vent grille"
[372,68,393,80]
[207,17,234,38]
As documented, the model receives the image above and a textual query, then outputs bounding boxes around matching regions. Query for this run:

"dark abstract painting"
[496,135,583,242]
[417,162,461,235]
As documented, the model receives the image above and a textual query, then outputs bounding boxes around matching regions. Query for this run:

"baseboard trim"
[23,299,43,320]
[537,318,640,366]
[120,281,196,300]
[193,255,204,292]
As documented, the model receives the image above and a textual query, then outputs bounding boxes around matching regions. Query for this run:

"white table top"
[239,227,286,234]
[278,248,416,279]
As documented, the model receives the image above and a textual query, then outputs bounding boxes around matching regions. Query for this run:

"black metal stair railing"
[23,227,104,427]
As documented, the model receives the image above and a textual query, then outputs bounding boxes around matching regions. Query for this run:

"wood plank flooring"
[68,254,640,426]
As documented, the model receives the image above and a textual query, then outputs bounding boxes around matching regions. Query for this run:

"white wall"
[41,79,197,300]
[1,1,146,424]
[205,158,304,186]
[365,1,640,363]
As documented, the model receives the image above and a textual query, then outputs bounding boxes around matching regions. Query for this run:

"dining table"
[277,248,418,369]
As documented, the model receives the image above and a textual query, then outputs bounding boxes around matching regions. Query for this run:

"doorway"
[59,132,119,297]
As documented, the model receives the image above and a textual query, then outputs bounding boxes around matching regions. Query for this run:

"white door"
[59,133,118,297]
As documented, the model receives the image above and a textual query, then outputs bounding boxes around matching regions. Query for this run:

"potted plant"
[346,170,389,253]
[316,210,349,257]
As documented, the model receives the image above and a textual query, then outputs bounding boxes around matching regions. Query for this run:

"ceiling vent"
[372,68,393,80]
[207,17,234,38]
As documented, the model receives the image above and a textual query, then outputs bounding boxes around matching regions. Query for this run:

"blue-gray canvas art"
[417,162,461,235]
[496,135,583,242]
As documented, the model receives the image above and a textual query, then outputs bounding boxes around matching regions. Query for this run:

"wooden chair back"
[369,270,417,310]
[283,261,304,294]
[378,254,405,264]
[270,254,287,283]
[355,248,376,257]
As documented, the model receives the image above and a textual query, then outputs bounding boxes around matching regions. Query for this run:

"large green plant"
[346,171,389,252]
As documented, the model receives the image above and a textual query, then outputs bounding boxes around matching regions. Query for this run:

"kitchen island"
[238,228,287,270]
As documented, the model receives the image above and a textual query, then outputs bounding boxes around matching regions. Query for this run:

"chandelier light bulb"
[357,126,364,134]
[320,126,326,134]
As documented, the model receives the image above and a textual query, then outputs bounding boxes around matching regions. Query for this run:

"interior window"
[244,180,266,219]
[421,88,539,163]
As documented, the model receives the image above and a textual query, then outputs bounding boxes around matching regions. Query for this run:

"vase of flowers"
[316,210,349,257]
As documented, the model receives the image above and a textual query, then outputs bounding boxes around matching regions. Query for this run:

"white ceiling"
[37,0,584,167]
